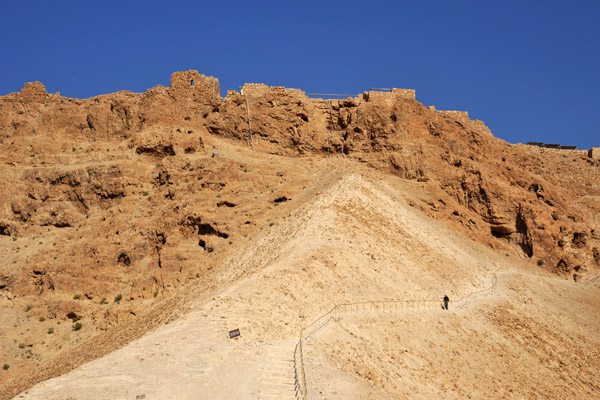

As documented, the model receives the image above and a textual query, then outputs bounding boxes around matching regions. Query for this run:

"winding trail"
[292,270,501,399]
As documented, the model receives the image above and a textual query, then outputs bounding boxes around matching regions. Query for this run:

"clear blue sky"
[1,1,598,149]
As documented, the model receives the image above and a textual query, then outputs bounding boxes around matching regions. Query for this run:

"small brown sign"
[228,328,240,339]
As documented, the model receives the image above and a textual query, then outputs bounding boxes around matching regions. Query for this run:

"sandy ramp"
[15,172,595,399]
[305,270,600,399]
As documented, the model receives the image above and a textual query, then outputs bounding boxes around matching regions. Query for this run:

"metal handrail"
[306,93,356,97]
[292,270,500,399]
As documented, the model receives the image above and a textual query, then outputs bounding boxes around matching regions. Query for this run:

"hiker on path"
[443,295,449,310]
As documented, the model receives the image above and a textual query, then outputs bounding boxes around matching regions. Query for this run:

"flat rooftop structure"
[525,142,577,150]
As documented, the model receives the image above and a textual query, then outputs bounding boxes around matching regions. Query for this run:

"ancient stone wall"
[18,82,48,103]
[364,89,416,101]
[241,83,306,98]
[589,147,600,160]
[438,110,470,124]
[169,70,220,99]
[391,88,416,99]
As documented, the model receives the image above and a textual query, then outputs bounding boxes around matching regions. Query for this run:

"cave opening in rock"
[490,227,511,238]
[117,252,131,266]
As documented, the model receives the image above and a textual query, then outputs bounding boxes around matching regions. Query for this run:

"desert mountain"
[0,70,599,399]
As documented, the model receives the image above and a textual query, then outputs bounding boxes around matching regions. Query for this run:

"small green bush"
[39,317,45,322]
[537,259,545,266]
[25,305,32,312]
[73,294,81,300]
[142,191,149,196]
[114,294,122,303]
[72,322,82,331]
[2,364,8,371]
[18,344,25,349]
[100,297,108,305]
[153,291,158,298]
[47,328,54,334]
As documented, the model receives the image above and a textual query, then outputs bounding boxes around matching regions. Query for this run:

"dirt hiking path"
[13,172,600,399]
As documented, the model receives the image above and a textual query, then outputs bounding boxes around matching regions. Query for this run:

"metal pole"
[245,96,255,151]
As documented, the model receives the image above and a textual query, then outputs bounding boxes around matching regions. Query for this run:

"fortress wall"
[170,70,220,98]
[241,83,269,97]
[18,82,49,103]
[241,83,306,98]
[438,110,470,123]
[365,89,416,101]
[391,88,416,99]
[589,148,600,160]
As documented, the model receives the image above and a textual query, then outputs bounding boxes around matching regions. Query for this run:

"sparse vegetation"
[3,364,8,371]
[537,259,545,266]
[1,66,599,400]
[25,305,32,312]
[68,312,79,322]
[18,344,25,349]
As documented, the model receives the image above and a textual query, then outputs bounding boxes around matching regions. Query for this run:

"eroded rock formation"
[0,70,598,399]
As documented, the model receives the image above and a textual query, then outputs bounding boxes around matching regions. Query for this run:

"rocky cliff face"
[0,70,598,398]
